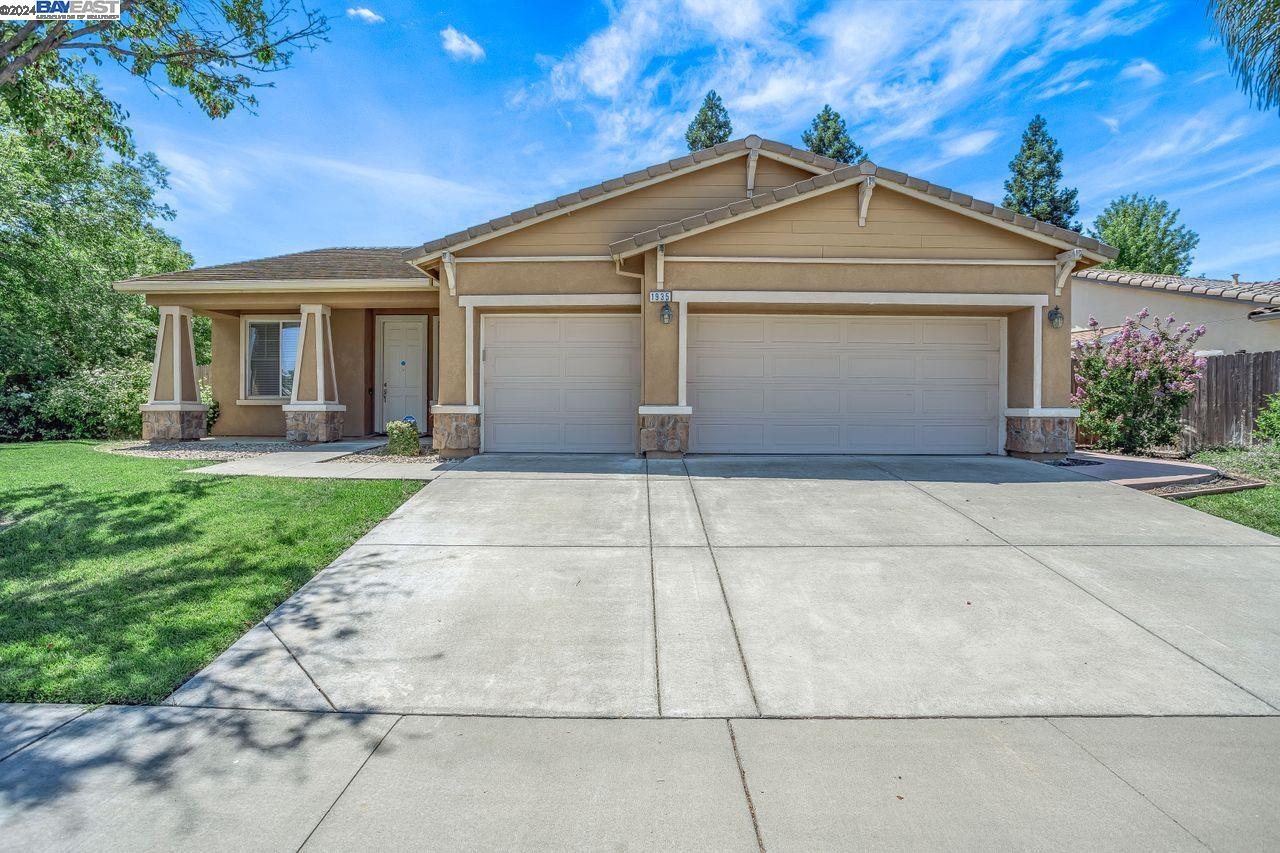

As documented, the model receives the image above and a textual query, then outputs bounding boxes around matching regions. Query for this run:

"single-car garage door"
[482,314,641,452]
[688,315,1001,454]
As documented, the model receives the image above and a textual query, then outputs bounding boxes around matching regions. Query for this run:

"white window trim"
[239,314,301,404]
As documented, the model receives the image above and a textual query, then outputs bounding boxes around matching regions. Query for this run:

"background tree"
[1003,114,1080,231]
[1207,0,1280,112]
[801,105,865,164]
[1090,194,1200,275]
[685,90,732,151]
[0,1,328,155]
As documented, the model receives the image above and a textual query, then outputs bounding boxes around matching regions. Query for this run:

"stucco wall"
[209,308,371,437]
[1072,279,1280,353]
[670,184,1055,260]
[464,157,815,257]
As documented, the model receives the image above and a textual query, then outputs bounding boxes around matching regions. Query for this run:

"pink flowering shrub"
[1072,309,1206,454]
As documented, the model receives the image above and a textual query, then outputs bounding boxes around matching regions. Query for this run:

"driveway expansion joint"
[683,458,762,718]
[726,719,766,853]
[265,621,339,712]
[296,714,404,852]
[1044,718,1212,850]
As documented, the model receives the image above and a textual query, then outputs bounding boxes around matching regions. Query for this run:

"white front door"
[687,315,1002,454]
[381,318,426,429]
[482,314,641,452]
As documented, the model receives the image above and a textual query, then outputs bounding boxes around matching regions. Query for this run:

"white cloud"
[1099,116,1121,134]
[942,129,999,159]
[440,26,485,62]
[1119,58,1165,86]
[345,7,384,24]
[1035,58,1108,100]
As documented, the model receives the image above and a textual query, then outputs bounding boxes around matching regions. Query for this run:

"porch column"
[282,304,346,442]
[638,247,691,457]
[142,306,208,442]
[430,275,480,458]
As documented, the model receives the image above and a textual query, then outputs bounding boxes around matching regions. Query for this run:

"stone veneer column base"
[639,413,690,457]
[433,412,480,458]
[1005,415,1075,460]
[284,408,345,442]
[142,407,208,442]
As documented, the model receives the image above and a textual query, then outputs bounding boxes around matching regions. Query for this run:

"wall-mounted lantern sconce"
[661,301,673,325]
[1047,305,1064,329]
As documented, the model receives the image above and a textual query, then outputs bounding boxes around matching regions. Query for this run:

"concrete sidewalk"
[191,439,456,480]
[1,705,1277,851]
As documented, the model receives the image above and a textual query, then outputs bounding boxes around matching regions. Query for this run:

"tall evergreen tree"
[801,105,865,164]
[685,90,733,152]
[1003,115,1080,231]
[1089,194,1200,275]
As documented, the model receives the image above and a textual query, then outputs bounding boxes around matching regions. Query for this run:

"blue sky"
[101,0,1279,280]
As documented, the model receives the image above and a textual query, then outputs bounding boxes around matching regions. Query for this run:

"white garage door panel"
[688,315,1001,454]
[482,315,640,453]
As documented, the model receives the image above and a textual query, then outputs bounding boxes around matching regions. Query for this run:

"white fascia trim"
[431,404,481,414]
[281,403,347,412]
[1004,407,1080,418]
[615,175,870,259]
[405,151,757,266]
[457,294,643,307]
[141,402,208,412]
[875,180,1110,263]
[638,405,692,415]
[114,279,430,293]
[667,256,1056,266]
[454,256,614,263]
[670,290,1050,307]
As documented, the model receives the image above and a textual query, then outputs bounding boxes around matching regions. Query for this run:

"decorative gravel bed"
[100,440,315,462]
[332,438,439,465]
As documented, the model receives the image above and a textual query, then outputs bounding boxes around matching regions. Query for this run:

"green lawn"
[0,441,421,704]
[1183,444,1280,537]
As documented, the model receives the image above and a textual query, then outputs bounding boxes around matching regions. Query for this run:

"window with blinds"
[246,320,300,398]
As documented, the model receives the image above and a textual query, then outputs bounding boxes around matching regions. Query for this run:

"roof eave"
[113,278,435,294]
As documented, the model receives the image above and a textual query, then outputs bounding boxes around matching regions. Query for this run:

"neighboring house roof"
[1074,269,1280,306]
[120,247,428,285]
[608,160,1115,261]
[401,135,844,264]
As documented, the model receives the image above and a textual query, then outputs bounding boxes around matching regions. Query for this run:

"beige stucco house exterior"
[116,135,1117,458]
[1073,269,1280,354]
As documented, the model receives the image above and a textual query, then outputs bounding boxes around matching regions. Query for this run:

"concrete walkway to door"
[4,454,1280,851]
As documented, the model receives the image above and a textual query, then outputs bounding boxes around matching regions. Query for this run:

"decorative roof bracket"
[745,150,759,198]
[442,251,457,297]
[1054,248,1083,296]
[858,176,876,227]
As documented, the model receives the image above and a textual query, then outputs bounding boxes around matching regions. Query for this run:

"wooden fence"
[1181,350,1280,451]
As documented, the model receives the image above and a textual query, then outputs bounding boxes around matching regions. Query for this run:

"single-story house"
[116,135,1116,458]
[1073,269,1280,354]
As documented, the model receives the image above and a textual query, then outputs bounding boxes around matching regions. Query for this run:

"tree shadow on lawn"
[0,474,345,704]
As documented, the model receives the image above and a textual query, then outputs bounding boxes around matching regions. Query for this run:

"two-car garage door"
[480,313,1000,454]
[687,315,1001,454]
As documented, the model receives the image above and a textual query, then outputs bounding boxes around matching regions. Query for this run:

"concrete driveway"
[4,454,1280,851]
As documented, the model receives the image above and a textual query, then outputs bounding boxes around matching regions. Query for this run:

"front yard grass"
[1183,444,1280,538]
[0,441,421,704]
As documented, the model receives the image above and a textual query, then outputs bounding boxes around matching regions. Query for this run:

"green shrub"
[1073,310,1206,454]
[1255,393,1280,443]
[385,419,421,456]
[199,375,220,432]
[38,359,152,439]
